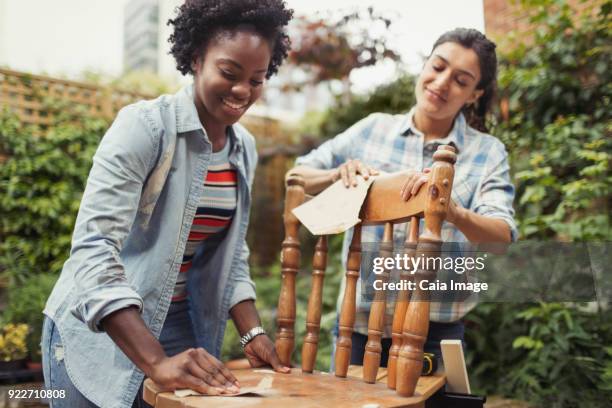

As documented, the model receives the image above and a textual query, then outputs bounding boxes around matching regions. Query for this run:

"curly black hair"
[168,0,293,79]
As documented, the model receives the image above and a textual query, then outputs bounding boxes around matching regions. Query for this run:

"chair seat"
[143,368,446,408]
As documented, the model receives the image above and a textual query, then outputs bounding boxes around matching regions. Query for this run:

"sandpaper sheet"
[292,175,375,235]
[174,376,273,398]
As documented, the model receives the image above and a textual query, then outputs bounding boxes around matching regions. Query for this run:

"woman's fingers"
[267,350,291,374]
[356,161,380,179]
[199,348,238,386]
[400,180,408,200]
[411,175,429,197]
[356,162,371,180]
[186,360,223,388]
[190,348,238,390]
[181,373,225,396]
[188,351,228,389]
[401,170,431,201]
[216,361,239,387]
[340,163,349,187]
[338,159,380,188]
[153,349,241,395]
[415,169,431,195]
[246,354,266,368]
[244,335,291,374]
[346,160,357,186]
[401,173,418,200]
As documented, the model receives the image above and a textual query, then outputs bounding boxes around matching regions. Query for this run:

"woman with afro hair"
[42,1,293,406]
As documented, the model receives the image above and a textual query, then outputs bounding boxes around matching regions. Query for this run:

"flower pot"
[0,358,27,371]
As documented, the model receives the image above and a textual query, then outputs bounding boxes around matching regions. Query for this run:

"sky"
[0,0,484,93]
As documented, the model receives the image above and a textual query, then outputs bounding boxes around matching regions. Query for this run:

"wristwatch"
[239,326,266,348]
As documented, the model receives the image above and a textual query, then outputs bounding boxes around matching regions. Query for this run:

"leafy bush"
[311,74,416,138]
[0,106,108,285]
[3,274,58,362]
[466,303,612,407]
[492,0,611,240]
[465,2,611,404]
[1,100,107,362]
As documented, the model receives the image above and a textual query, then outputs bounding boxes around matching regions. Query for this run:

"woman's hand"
[149,347,240,395]
[400,168,431,201]
[334,159,379,187]
[445,198,462,224]
[244,334,291,373]
[400,167,462,224]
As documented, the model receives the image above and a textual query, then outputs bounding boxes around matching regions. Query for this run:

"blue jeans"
[41,300,197,407]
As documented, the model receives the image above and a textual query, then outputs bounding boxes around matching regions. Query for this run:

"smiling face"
[192,29,272,130]
[415,41,484,123]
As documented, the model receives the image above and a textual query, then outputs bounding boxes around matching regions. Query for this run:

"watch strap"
[239,326,265,348]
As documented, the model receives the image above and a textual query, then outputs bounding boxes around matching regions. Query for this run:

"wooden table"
[143,368,445,408]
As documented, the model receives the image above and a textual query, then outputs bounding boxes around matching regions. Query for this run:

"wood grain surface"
[143,368,445,408]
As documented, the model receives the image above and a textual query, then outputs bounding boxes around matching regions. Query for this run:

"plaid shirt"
[296,109,518,334]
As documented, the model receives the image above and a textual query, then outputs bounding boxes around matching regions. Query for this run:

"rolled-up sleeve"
[295,113,379,169]
[472,145,519,242]
[68,105,157,332]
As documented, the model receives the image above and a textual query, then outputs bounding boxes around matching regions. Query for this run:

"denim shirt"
[43,84,257,408]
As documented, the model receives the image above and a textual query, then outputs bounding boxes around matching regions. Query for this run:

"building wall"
[123,0,187,84]
[124,0,159,73]
[0,0,6,66]
[483,0,601,45]
[157,0,184,80]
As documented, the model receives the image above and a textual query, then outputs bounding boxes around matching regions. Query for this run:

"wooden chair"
[143,145,457,408]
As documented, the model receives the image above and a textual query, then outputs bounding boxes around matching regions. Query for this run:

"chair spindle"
[302,235,328,373]
[363,222,394,383]
[275,175,305,366]
[335,224,362,378]
[387,217,419,389]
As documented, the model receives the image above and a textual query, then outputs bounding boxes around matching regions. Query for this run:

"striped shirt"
[296,108,518,334]
[172,140,237,302]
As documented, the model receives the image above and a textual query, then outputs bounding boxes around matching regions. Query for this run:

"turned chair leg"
[387,217,419,390]
[396,236,441,396]
[363,222,393,383]
[335,225,362,378]
[276,176,305,366]
[302,235,328,373]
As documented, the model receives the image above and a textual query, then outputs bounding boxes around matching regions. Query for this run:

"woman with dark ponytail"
[291,28,517,364]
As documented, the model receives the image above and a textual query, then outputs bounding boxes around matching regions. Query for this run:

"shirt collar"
[399,107,465,154]
[175,83,242,151]
[175,84,202,133]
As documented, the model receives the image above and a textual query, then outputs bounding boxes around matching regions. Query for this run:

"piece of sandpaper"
[292,175,375,235]
[174,376,273,398]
